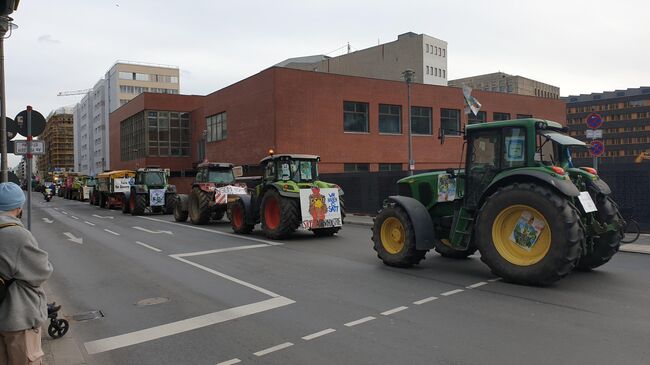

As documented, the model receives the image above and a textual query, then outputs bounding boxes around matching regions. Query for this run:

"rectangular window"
[468,111,487,125]
[440,108,460,136]
[435,46,438,55]
[379,163,402,171]
[343,101,369,133]
[118,72,133,80]
[135,73,149,81]
[343,163,370,172]
[442,69,446,78]
[378,104,401,134]
[502,127,526,168]
[516,114,532,119]
[442,48,446,57]
[493,112,511,121]
[206,111,227,142]
[411,106,432,135]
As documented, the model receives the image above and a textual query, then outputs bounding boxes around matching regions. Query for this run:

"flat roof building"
[37,107,75,177]
[449,72,560,99]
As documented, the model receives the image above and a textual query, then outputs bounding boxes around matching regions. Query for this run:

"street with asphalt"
[31,197,650,365]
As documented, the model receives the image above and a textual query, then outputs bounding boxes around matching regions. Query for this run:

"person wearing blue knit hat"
[0,182,53,364]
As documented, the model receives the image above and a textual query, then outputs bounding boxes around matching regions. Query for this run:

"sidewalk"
[42,285,88,365]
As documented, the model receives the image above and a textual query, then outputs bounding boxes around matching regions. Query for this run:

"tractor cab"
[260,154,320,184]
[135,167,169,189]
[195,162,236,186]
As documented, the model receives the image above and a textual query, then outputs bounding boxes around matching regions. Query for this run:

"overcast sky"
[5,0,649,167]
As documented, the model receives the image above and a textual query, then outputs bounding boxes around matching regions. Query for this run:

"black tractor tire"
[99,193,107,208]
[130,193,147,216]
[313,227,341,237]
[230,199,254,234]
[475,183,583,286]
[372,204,427,267]
[260,189,300,239]
[189,188,211,225]
[174,198,188,222]
[121,194,131,214]
[164,194,175,215]
[212,209,226,221]
[575,196,622,271]
[433,239,477,259]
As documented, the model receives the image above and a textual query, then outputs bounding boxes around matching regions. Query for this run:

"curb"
[619,244,650,255]
[345,215,374,227]
[42,284,88,365]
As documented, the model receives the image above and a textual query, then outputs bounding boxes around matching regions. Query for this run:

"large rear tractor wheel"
[434,238,477,259]
[99,193,107,208]
[130,193,147,216]
[173,198,188,222]
[121,194,131,214]
[189,188,211,225]
[576,196,623,271]
[371,204,427,267]
[260,189,300,239]
[475,183,583,286]
[230,199,253,234]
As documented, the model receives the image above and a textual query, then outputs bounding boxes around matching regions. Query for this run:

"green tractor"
[229,153,345,239]
[121,167,176,215]
[372,119,624,286]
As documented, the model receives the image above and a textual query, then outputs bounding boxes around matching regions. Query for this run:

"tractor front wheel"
[575,196,622,270]
[230,199,253,234]
[122,194,131,214]
[371,204,427,267]
[164,194,175,215]
[475,183,583,286]
[260,189,300,239]
[130,193,146,215]
[189,188,211,225]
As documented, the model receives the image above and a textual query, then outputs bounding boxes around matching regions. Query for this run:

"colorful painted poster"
[299,161,312,181]
[150,189,166,206]
[509,211,545,251]
[299,188,342,229]
[437,174,456,202]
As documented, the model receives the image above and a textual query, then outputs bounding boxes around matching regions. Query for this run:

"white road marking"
[441,289,464,296]
[71,216,79,220]
[216,359,241,365]
[84,296,295,355]
[344,316,376,327]
[42,218,54,224]
[60,211,68,215]
[302,328,336,341]
[135,241,162,253]
[487,278,502,282]
[104,229,120,236]
[176,244,271,258]
[413,296,438,305]
[133,226,173,235]
[139,216,284,246]
[381,306,408,316]
[253,342,294,357]
[466,281,488,289]
[84,221,96,226]
[63,232,83,244]
[92,214,114,219]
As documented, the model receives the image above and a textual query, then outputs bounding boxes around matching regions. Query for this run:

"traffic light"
[0,0,19,16]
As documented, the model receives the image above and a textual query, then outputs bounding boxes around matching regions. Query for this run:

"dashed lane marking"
[216,359,241,365]
[487,278,502,282]
[175,244,271,258]
[60,211,68,215]
[466,281,488,289]
[84,221,95,226]
[381,306,408,316]
[104,229,120,236]
[254,342,294,357]
[71,216,79,220]
[413,296,438,305]
[441,289,464,296]
[344,316,376,327]
[302,328,336,341]
[135,241,162,253]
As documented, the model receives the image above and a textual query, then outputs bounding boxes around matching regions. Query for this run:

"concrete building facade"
[109,67,565,188]
[37,107,75,176]
[73,61,180,176]
[278,32,449,86]
[449,72,560,99]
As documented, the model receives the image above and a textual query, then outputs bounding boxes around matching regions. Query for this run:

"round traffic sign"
[589,140,605,157]
[586,112,603,129]
[6,117,17,140]
[15,109,46,137]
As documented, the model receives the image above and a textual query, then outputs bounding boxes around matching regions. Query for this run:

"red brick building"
[110,67,565,179]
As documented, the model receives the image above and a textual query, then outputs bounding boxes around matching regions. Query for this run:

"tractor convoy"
[53,118,623,286]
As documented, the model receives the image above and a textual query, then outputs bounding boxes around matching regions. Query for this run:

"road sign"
[14,140,45,155]
[6,117,16,140]
[586,129,602,139]
[586,112,603,129]
[589,140,605,157]
[15,109,46,137]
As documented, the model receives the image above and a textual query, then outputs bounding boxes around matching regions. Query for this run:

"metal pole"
[26,106,32,230]
[407,81,413,175]
[0,18,8,182]
[593,156,598,170]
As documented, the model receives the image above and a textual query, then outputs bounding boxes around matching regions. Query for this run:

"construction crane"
[57,88,92,97]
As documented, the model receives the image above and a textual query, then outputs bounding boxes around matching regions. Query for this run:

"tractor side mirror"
[233,166,244,177]
[438,128,446,145]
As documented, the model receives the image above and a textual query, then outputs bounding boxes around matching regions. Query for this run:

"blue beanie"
[0,182,25,211]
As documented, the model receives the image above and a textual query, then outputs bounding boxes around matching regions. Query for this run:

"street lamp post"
[402,69,415,175]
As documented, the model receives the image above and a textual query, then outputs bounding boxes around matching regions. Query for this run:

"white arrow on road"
[133,226,173,235]
[42,218,54,224]
[92,214,114,219]
[63,232,83,244]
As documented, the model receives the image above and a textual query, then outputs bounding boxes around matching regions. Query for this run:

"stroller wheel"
[48,319,69,339]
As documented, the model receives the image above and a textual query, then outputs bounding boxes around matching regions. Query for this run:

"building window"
[468,111,487,125]
[120,110,190,160]
[441,108,460,136]
[426,66,430,75]
[442,69,446,78]
[442,48,446,57]
[344,163,370,172]
[411,106,432,135]
[426,44,430,53]
[378,104,402,134]
[493,112,511,121]
[206,112,227,142]
[516,114,532,119]
[343,101,369,133]
[118,71,133,80]
[435,46,438,55]
[379,163,402,171]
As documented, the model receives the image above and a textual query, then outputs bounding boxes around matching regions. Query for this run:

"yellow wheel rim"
[492,205,551,266]
[380,217,405,254]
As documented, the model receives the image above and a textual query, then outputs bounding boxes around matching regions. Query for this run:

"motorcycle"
[44,188,53,202]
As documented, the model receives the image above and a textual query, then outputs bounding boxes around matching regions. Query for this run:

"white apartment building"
[277,32,449,86]
[73,61,180,175]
